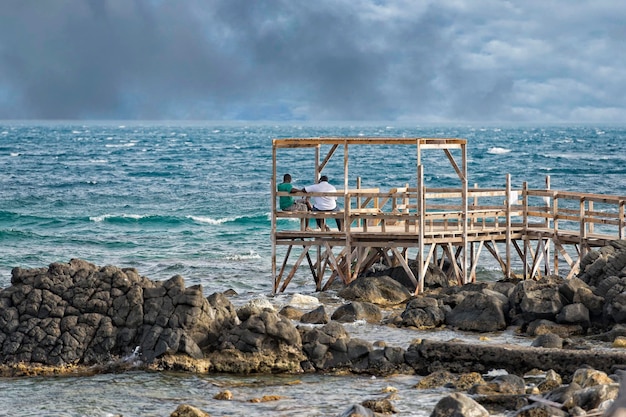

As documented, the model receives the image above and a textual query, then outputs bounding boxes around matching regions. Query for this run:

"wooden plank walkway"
[270,137,626,294]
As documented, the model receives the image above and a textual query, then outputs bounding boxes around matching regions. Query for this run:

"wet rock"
[572,368,615,388]
[300,305,329,324]
[556,303,590,328]
[338,275,412,307]
[558,278,591,304]
[445,291,507,332]
[400,297,446,329]
[170,404,210,417]
[415,370,457,389]
[278,305,304,321]
[237,297,275,321]
[367,346,410,376]
[508,276,565,325]
[514,402,567,417]
[531,333,563,349]
[526,319,584,338]
[338,404,378,417]
[361,398,397,414]
[468,374,526,395]
[331,301,382,324]
[429,392,489,417]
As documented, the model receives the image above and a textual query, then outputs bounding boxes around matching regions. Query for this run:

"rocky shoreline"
[2,240,626,416]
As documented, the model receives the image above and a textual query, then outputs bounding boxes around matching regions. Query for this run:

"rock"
[338,404,377,417]
[415,370,457,389]
[400,297,446,329]
[361,398,397,414]
[514,402,567,417]
[367,261,454,290]
[170,404,210,417]
[531,333,563,349]
[559,278,591,304]
[237,297,275,321]
[445,291,507,332]
[526,319,584,338]
[300,305,329,324]
[556,303,590,328]
[509,277,565,325]
[287,293,320,307]
[278,305,304,321]
[572,368,615,388]
[569,384,618,411]
[338,275,412,307]
[468,374,526,395]
[331,302,382,324]
[213,390,233,400]
[429,392,489,417]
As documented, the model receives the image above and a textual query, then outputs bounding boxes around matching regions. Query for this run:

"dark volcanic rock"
[331,301,382,324]
[338,275,412,306]
[0,259,239,366]
[445,291,507,332]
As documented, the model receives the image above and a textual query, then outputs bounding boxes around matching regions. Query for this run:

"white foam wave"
[105,142,136,148]
[226,250,261,261]
[487,147,511,154]
[187,215,239,225]
[89,213,144,222]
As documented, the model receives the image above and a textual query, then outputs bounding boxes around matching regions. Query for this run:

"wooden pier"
[270,137,626,294]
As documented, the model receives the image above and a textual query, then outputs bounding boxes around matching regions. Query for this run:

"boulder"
[556,303,590,328]
[429,392,489,417]
[526,319,584,338]
[445,291,507,332]
[300,305,329,324]
[0,260,237,365]
[170,404,210,417]
[531,333,563,349]
[338,275,412,307]
[508,277,565,324]
[400,297,446,329]
[331,302,382,324]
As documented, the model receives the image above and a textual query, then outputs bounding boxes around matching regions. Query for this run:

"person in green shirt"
[277,174,311,228]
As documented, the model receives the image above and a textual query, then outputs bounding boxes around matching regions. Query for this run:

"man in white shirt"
[304,175,342,231]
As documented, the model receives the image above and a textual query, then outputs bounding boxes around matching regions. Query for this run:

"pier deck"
[271,137,626,294]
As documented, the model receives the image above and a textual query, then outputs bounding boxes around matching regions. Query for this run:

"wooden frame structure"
[270,137,626,294]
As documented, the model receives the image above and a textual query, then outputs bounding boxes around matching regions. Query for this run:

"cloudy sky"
[0,0,625,122]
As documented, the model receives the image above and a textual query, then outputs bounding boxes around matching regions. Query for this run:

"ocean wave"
[487,147,511,154]
[188,214,269,225]
[225,250,261,261]
[104,142,136,148]
[187,215,239,225]
[89,213,188,225]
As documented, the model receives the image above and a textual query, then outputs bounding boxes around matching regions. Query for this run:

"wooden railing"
[275,185,626,242]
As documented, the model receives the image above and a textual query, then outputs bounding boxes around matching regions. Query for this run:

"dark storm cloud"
[0,0,625,121]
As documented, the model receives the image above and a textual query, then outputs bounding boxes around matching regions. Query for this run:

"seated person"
[304,175,342,231]
[277,174,311,229]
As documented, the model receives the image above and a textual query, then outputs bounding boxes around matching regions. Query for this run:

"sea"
[0,122,625,416]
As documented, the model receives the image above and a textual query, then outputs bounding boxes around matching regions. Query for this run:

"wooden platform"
[270,137,626,294]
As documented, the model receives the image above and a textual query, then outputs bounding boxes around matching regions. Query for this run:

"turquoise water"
[0,122,625,415]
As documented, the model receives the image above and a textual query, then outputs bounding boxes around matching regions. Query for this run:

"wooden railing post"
[506,174,511,279]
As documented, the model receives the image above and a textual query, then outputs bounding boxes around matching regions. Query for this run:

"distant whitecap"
[487,147,511,154]
[187,215,237,225]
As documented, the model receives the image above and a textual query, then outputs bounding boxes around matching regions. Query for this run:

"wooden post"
[344,140,351,282]
[461,142,468,284]
[505,173,512,279]
[271,143,278,293]
[417,164,425,294]
[522,181,528,280]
